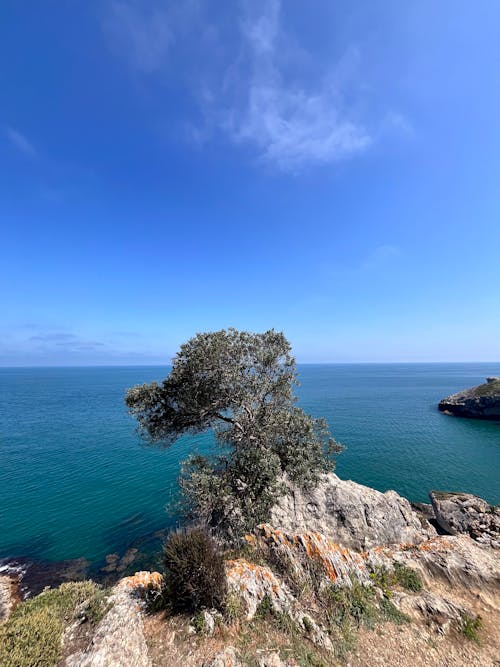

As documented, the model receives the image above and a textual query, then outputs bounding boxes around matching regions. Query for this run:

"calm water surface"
[0,364,499,569]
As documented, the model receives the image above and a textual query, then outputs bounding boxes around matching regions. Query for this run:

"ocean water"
[0,363,499,574]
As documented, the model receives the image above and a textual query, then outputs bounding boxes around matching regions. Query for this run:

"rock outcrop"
[0,574,20,623]
[366,534,500,591]
[250,523,371,586]
[65,571,162,667]
[438,377,500,419]
[270,473,435,551]
[226,558,294,620]
[429,491,500,548]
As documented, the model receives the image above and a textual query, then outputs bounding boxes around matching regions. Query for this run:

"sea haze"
[0,364,499,568]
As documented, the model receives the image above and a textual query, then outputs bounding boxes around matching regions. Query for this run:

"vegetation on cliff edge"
[126,328,341,539]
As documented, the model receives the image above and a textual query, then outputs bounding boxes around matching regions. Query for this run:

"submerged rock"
[438,377,500,419]
[270,473,435,551]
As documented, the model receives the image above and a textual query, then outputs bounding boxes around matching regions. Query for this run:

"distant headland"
[439,376,500,420]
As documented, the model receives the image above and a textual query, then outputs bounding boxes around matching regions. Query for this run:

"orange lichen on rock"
[253,524,370,586]
[116,570,163,597]
[226,558,293,619]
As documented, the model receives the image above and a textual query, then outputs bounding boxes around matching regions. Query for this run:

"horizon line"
[1,360,499,369]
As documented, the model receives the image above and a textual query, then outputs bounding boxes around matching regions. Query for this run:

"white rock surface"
[271,473,436,550]
[65,586,151,667]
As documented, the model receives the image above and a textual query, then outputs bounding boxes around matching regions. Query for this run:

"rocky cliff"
[2,481,499,666]
[270,473,436,550]
[438,376,500,419]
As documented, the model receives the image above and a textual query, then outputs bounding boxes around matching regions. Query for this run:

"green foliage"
[162,527,227,613]
[126,329,341,540]
[379,598,410,625]
[190,611,207,634]
[370,563,422,594]
[255,594,274,620]
[317,579,413,657]
[473,379,500,397]
[460,614,483,643]
[224,591,243,623]
[302,615,314,633]
[393,563,423,591]
[321,579,377,630]
[0,581,108,667]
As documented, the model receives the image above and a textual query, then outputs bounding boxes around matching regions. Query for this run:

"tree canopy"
[126,328,341,539]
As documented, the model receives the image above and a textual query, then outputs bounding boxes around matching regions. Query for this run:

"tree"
[125,328,341,540]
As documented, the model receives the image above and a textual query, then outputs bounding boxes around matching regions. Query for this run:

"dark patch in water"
[0,556,89,599]
[1,518,177,597]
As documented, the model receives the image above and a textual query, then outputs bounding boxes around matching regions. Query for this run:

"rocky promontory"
[2,480,499,666]
[438,376,500,419]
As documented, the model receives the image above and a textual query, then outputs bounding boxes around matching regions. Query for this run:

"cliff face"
[438,377,500,419]
[2,482,499,667]
[270,473,436,550]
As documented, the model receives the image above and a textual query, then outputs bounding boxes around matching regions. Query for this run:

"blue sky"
[1,1,499,365]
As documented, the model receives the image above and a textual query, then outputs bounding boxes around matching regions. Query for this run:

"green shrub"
[321,580,377,629]
[162,527,227,613]
[224,591,243,623]
[255,594,274,619]
[379,598,410,625]
[0,581,108,667]
[393,563,423,592]
[460,614,483,643]
[370,564,422,594]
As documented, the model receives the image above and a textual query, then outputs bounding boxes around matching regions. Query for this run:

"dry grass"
[0,581,109,667]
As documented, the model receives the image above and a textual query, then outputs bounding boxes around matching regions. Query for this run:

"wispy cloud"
[103,0,375,171]
[4,126,36,157]
[28,331,105,351]
[221,1,371,171]
[103,1,178,74]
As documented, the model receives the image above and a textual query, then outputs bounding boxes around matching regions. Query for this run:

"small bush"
[370,564,422,593]
[321,580,377,630]
[460,614,483,643]
[379,598,410,625]
[162,527,227,613]
[224,591,243,623]
[393,563,423,592]
[255,594,274,619]
[0,581,108,667]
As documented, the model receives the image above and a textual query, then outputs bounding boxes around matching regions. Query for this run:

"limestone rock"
[393,590,468,635]
[65,575,155,667]
[429,491,499,547]
[256,651,296,666]
[226,558,294,620]
[204,646,241,667]
[251,523,371,586]
[270,473,435,551]
[438,377,500,419]
[226,547,333,651]
[0,575,20,623]
[366,534,500,592]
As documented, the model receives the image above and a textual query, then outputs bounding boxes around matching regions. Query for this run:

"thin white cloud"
[4,126,36,157]
[222,0,371,171]
[103,0,374,171]
[104,0,174,73]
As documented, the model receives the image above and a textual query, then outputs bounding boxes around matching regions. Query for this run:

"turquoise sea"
[1,364,499,585]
